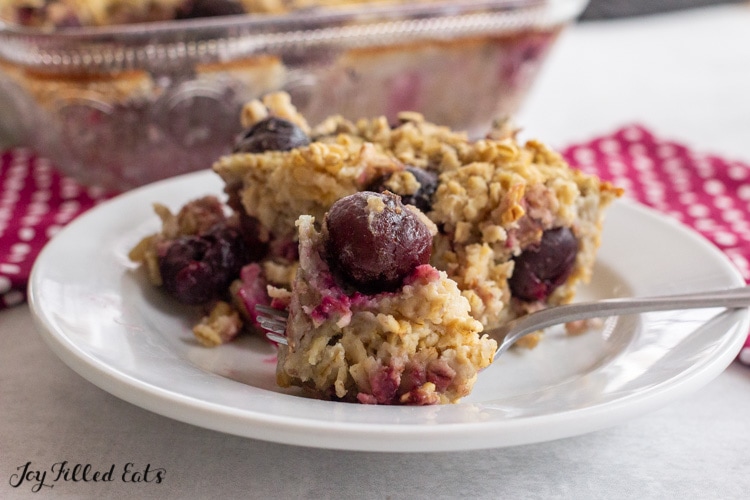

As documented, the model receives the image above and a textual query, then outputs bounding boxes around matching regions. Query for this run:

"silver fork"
[255,286,750,358]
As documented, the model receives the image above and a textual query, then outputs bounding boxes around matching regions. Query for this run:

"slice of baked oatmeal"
[276,196,496,405]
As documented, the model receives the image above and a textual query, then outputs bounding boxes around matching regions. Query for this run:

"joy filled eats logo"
[8,461,165,492]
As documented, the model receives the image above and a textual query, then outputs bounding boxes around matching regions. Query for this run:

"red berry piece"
[508,227,578,302]
[233,117,310,154]
[238,212,269,262]
[366,166,438,213]
[158,225,248,304]
[323,192,433,294]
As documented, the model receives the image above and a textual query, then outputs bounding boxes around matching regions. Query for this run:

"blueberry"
[158,225,248,304]
[233,117,310,154]
[366,166,438,213]
[508,227,578,302]
[323,191,433,294]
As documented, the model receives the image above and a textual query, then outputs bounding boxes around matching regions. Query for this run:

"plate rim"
[28,170,750,452]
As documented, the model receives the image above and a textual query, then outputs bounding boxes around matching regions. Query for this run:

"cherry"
[366,166,438,213]
[158,225,248,304]
[508,227,578,302]
[238,211,269,262]
[323,192,433,294]
[233,117,310,154]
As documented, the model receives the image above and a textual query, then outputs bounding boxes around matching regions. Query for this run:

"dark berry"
[508,227,578,302]
[159,225,248,304]
[176,0,245,19]
[233,117,310,154]
[367,166,438,213]
[323,191,433,294]
[238,212,269,261]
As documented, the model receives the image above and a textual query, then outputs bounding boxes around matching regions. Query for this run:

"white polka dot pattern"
[564,126,750,282]
[563,125,750,363]
[0,149,113,309]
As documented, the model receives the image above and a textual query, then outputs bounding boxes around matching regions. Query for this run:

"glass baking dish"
[0,0,589,190]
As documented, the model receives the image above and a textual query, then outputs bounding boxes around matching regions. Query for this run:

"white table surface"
[3,4,750,499]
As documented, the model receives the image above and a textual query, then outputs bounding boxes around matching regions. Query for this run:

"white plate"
[29,170,749,452]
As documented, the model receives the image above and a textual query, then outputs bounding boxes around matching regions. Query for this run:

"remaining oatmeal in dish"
[130,91,621,404]
[0,0,565,189]
[0,0,464,28]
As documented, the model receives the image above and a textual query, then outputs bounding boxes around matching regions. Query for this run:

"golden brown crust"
[215,92,622,331]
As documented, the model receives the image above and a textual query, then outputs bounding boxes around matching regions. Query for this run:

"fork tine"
[255,304,290,345]
[264,331,289,345]
[257,316,286,334]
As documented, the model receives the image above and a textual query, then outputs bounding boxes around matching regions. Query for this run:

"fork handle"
[496,285,750,354]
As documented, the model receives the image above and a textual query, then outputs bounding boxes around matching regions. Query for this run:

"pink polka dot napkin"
[561,125,750,365]
[0,149,114,309]
[563,125,750,280]
[1,125,749,363]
